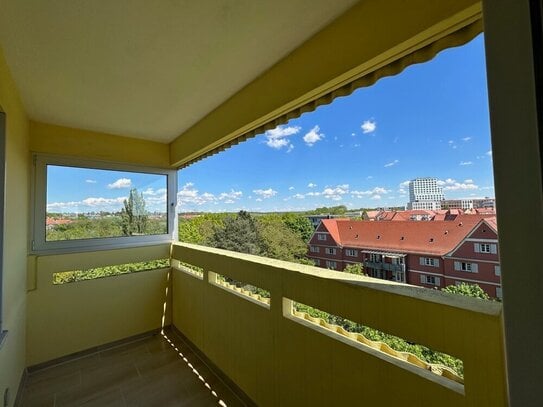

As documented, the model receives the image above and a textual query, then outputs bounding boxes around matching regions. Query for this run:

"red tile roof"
[320,217,494,256]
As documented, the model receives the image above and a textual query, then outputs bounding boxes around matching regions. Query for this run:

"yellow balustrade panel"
[26,244,172,366]
[171,242,507,407]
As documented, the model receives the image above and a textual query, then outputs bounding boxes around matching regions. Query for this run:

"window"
[346,249,358,257]
[420,275,441,285]
[369,253,381,262]
[313,259,320,266]
[325,260,337,269]
[32,155,177,253]
[496,287,503,299]
[325,247,337,255]
[474,243,497,254]
[454,261,478,273]
[495,265,501,276]
[317,233,327,241]
[310,246,320,253]
[420,257,439,267]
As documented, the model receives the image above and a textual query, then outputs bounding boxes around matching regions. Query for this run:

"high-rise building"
[407,177,444,210]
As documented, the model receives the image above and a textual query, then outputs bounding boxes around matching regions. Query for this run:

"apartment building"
[307,217,501,298]
[407,177,445,210]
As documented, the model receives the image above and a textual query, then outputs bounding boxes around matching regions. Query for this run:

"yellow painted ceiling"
[0,0,357,143]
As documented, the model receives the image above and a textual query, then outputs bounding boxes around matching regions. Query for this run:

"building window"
[495,265,501,276]
[325,247,337,255]
[454,261,478,273]
[310,246,320,253]
[317,233,327,241]
[345,249,357,257]
[420,275,441,285]
[325,260,337,270]
[313,259,320,266]
[496,287,503,299]
[32,154,177,253]
[474,242,497,254]
[369,253,381,262]
[419,257,439,267]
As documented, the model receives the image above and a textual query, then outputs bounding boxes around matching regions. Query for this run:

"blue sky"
[177,34,494,212]
[47,34,494,214]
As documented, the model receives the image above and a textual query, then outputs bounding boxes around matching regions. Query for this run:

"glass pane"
[46,165,167,241]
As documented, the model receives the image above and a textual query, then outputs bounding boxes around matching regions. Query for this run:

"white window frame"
[346,249,358,257]
[325,247,337,255]
[495,265,501,276]
[309,245,320,253]
[454,261,478,273]
[325,260,337,269]
[480,243,491,253]
[31,154,177,254]
[317,233,327,241]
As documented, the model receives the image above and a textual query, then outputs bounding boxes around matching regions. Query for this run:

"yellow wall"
[169,0,481,166]
[0,47,29,406]
[26,244,171,366]
[171,243,507,407]
[30,121,171,168]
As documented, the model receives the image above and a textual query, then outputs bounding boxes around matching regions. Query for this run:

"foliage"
[207,211,262,255]
[442,283,491,300]
[53,258,170,284]
[257,214,308,262]
[344,263,365,276]
[306,205,348,215]
[121,188,148,235]
[178,213,228,244]
[280,213,314,242]
[294,302,463,377]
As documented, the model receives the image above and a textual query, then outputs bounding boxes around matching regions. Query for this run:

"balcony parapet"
[171,242,506,406]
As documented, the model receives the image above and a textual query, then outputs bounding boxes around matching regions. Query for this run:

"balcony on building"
[0,1,541,407]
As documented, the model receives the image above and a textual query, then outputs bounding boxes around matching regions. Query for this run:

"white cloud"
[306,191,321,197]
[322,184,349,201]
[351,132,356,137]
[366,175,373,179]
[47,196,127,213]
[85,179,97,184]
[293,194,305,199]
[361,120,376,134]
[351,187,389,200]
[288,186,295,190]
[462,137,472,142]
[437,178,479,191]
[303,125,324,146]
[459,161,473,166]
[253,188,277,199]
[264,125,301,150]
[384,160,399,168]
[218,190,243,201]
[307,182,317,188]
[255,198,263,202]
[487,150,493,157]
[107,178,132,189]
[223,199,235,204]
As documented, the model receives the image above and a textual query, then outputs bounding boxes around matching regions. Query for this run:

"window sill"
[0,330,7,350]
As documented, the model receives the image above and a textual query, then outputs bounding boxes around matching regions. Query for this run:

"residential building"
[442,197,496,210]
[307,218,502,298]
[407,177,445,210]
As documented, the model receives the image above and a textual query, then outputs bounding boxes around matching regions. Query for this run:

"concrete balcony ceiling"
[0,0,357,143]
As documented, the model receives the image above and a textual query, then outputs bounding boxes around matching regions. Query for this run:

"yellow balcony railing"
[171,242,507,407]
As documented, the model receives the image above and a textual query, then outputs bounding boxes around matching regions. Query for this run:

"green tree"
[256,214,308,262]
[121,188,148,236]
[281,213,314,242]
[178,213,227,244]
[442,282,491,300]
[207,211,262,254]
[344,262,364,276]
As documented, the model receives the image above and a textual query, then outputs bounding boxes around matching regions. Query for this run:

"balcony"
[20,242,507,406]
[1,1,541,406]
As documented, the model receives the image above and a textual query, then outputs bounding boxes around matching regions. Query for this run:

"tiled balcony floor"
[20,328,247,407]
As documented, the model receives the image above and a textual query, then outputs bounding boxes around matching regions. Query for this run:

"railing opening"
[285,299,464,387]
